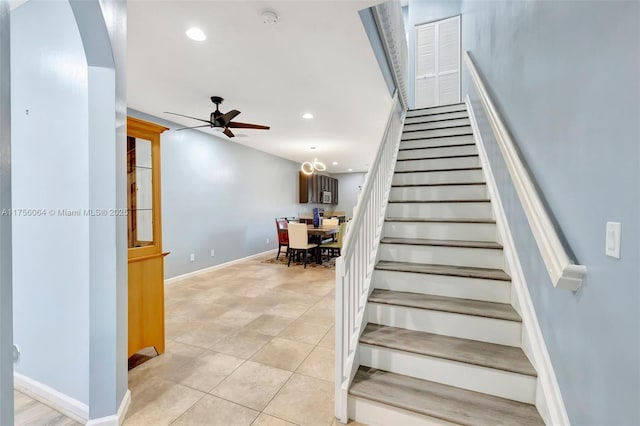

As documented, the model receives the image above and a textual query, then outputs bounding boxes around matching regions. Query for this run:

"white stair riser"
[392,169,484,186]
[397,144,477,160]
[407,104,466,117]
[386,202,493,220]
[395,156,479,172]
[405,110,468,124]
[348,396,456,426]
[379,244,505,270]
[389,185,487,202]
[383,221,497,242]
[360,345,537,404]
[404,118,471,132]
[373,270,511,303]
[368,303,522,347]
[402,126,472,141]
[400,135,474,150]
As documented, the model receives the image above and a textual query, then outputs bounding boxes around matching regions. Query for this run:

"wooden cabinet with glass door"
[127,116,169,358]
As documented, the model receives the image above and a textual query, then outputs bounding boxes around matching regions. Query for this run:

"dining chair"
[320,221,347,258]
[287,222,318,268]
[322,218,339,227]
[275,218,289,260]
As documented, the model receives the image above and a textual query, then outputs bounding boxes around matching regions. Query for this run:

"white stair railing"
[334,92,405,422]
[464,51,586,291]
[373,0,409,110]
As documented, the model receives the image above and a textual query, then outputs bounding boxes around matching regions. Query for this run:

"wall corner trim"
[463,51,586,291]
[466,95,571,426]
[85,389,131,426]
[14,372,89,424]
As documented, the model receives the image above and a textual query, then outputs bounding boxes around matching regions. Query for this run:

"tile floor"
[14,390,80,426]
[124,254,358,426]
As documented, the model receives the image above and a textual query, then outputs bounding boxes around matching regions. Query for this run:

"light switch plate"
[605,222,621,258]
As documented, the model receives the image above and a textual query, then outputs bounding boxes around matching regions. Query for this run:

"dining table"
[306,225,339,264]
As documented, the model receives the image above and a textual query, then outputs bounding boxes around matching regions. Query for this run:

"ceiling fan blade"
[219,109,241,126]
[174,124,212,131]
[227,121,270,130]
[223,127,235,138]
[164,111,213,125]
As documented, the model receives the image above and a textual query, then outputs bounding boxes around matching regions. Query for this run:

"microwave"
[322,191,332,204]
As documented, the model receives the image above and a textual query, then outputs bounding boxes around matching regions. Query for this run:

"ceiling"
[127,0,393,173]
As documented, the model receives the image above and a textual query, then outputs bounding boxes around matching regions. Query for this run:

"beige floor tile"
[244,314,295,336]
[14,391,80,426]
[266,303,311,319]
[251,338,314,371]
[264,374,334,426]
[296,346,334,383]
[123,376,204,426]
[178,351,245,392]
[213,309,264,328]
[331,419,367,426]
[172,395,259,426]
[278,320,331,345]
[252,413,298,426]
[211,360,292,411]
[318,326,335,349]
[297,306,335,326]
[209,328,273,359]
[172,320,237,349]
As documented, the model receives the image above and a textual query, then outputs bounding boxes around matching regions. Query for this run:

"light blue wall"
[460,1,640,424]
[407,0,462,108]
[128,110,305,279]
[11,0,90,405]
[334,172,366,218]
[0,1,13,423]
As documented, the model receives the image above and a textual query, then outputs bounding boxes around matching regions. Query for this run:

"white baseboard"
[85,389,131,426]
[466,95,570,426]
[164,249,277,285]
[14,372,89,424]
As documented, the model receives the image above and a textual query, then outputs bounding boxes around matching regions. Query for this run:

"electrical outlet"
[210,249,215,257]
[13,345,20,363]
[266,238,270,244]
[190,253,195,262]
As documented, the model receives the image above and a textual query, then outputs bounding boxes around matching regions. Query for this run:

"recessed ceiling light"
[302,113,313,119]
[348,168,353,172]
[332,161,338,165]
[186,27,206,41]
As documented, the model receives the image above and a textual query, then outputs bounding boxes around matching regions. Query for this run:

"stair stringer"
[466,95,570,426]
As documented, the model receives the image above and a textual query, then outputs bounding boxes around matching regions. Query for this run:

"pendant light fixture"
[300,158,326,175]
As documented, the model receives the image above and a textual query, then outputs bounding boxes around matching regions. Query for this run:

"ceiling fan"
[164,96,270,138]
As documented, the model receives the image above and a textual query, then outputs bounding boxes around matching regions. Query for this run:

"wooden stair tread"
[369,289,521,322]
[401,133,474,141]
[388,199,490,205]
[399,142,476,151]
[403,124,473,134]
[361,324,536,376]
[394,166,482,173]
[381,237,503,250]
[396,154,478,162]
[385,217,496,224]
[375,260,510,281]
[392,182,486,187]
[350,367,544,426]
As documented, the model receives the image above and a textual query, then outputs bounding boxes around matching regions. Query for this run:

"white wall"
[334,172,366,218]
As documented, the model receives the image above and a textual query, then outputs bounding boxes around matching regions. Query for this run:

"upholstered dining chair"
[287,222,318,268]
[322,218,339,227]
[275,218,289,260]
[320,221,347,258]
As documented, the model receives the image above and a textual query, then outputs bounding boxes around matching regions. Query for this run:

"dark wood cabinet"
[299,171,339,204]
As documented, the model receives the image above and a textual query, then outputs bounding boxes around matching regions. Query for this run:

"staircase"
[346,103,545,425]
